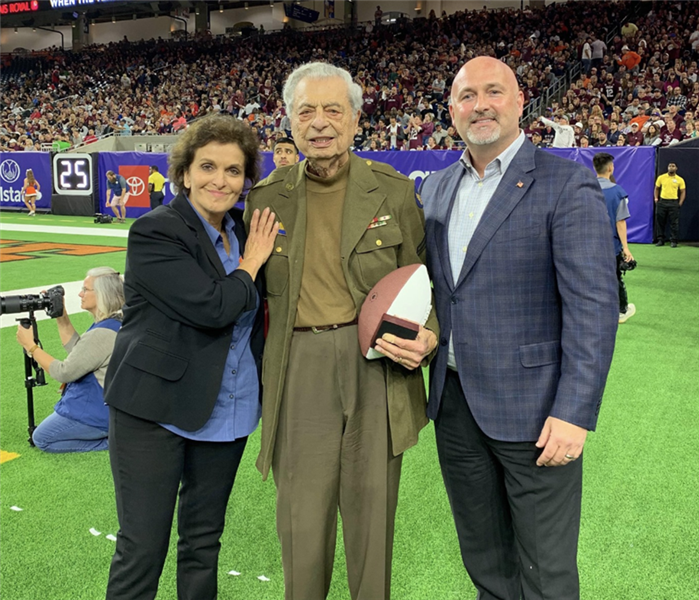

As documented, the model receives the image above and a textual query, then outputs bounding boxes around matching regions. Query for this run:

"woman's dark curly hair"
[168,113,261,192]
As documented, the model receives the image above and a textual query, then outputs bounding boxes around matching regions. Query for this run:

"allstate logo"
[127,176,145,196]
[0,159,21,184]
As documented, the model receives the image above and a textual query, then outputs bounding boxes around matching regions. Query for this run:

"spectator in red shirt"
[172,112,187,132]
[625,122,644,146]
[659,119,683,146]
[83,129,98,144]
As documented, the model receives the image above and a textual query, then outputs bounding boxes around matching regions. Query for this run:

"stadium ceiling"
[0,1,279,28]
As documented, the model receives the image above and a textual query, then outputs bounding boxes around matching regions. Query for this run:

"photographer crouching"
[15,268,124,452]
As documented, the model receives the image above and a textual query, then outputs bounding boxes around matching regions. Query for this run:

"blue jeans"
[32,411,108,453]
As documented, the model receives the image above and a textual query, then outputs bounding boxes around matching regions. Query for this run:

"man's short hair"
[274,137,298,153]
[593,152,614,174]
[150,165,159,172]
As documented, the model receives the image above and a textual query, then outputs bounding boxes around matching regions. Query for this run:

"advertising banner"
[354,149,462,190]
[97,146,655,243]
[97,152,173,219]
[284,3,319,23]
[353,147,655,244]
[0,152,52,211]
[546,146,656,244]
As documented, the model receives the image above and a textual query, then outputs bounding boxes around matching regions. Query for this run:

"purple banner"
[0,152,52,210]
[545,146,656,244]
[100,146,654,243]
[311,148,654,244]
[98,151,277,217]
[355,148,655,243]
[98,152,174,219]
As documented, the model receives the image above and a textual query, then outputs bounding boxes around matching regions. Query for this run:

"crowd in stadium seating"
[1,0,698,154]
[523,1,699,149]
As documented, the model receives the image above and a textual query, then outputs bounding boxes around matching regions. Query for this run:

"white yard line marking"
[0,224,129,239]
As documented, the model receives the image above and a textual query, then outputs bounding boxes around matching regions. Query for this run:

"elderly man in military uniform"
[245,62,438,600]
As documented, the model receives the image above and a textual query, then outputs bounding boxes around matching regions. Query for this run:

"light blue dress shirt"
[161,199,261,441]
[447,131,526,369]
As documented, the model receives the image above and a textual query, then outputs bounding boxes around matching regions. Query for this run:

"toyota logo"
[126,176,145,196]
[0,159,21,183]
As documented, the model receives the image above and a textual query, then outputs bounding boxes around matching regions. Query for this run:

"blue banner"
[284,3,319,23]
[545,146,656,244]
[330,148,654,244]
[0,152,52,211]
[355,150,462,190]
[98,146,655,243]
[97,152,174,219]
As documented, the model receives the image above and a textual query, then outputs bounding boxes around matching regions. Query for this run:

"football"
[358,264,432,359]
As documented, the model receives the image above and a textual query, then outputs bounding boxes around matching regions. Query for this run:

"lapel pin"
[517,181,524,188]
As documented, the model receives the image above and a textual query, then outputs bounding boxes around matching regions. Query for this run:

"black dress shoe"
[655,240,665,246]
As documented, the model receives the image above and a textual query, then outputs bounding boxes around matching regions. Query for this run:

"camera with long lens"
[94,213,113,224]
[619,258,637,272]
[0,285,65,318]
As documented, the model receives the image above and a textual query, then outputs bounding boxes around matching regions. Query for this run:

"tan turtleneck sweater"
[294,160,357,328]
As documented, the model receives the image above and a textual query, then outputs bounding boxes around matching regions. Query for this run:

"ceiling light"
[112,16,116,23]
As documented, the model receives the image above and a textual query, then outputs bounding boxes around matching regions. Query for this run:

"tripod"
[18,312,47,446]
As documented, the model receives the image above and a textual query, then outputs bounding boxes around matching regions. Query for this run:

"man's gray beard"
[465,125,501,146]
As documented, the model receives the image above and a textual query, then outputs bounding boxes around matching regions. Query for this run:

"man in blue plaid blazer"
[420,57,618,600]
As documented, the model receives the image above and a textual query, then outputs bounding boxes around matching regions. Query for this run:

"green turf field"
[1,214,697,600]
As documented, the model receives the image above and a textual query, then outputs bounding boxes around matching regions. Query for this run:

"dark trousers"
[616,252,628,313]
[106,407,247,600]
[435,370,583,600]
[150,191,165,210]
[655,199,680,243]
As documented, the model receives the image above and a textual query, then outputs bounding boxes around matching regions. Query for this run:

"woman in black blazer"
[104,113,278,600]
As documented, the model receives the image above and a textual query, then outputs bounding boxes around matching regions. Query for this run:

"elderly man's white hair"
[282,62,363,114]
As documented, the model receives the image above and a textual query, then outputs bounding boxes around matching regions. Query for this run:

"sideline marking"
[0,239,125,263]
[0,223,129,239]
[0,450,21,464]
